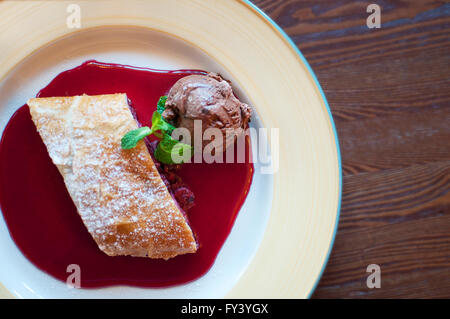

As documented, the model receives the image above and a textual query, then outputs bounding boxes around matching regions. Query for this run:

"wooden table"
[252,0,450,298]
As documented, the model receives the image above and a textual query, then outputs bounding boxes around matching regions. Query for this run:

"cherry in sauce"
[0,61,253,288]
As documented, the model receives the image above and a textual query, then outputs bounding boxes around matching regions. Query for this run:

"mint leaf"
[121,112,173,150]
[121,115,193,164]
[121,126,152,149]
[157,96,167,114]
[155,133,193,164]
[151,111,175,135]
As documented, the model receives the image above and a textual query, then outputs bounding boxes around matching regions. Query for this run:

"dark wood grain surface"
[251,0,450,298]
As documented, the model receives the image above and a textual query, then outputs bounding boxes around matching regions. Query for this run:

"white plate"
[0,26,273,299]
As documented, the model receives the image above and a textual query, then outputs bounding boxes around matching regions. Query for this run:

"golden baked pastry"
[28,93,197,259]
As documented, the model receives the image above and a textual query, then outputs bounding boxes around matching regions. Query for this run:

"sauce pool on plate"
[0,60,254,288]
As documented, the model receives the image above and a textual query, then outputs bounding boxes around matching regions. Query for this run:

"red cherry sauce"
[0,60,254,288]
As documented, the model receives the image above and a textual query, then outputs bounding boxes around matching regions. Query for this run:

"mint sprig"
[155,133,193,165]
[157,96,167,115]
[151,111,174,137]
[121,126,152,149]
[121,96,193,164]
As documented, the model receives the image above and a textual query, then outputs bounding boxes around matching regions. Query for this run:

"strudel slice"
[28,94,197,259]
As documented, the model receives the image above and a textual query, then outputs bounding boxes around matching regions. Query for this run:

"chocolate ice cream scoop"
[162,73,251,152]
